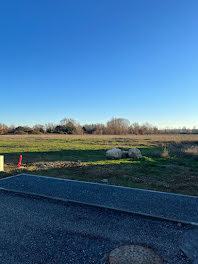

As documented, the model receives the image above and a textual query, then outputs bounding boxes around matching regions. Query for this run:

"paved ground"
[0,174,198,264]
[0,174,198,224]
[0,189,195,264]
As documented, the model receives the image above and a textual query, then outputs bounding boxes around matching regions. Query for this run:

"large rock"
[128,148,142,159]
[106,148,122,159]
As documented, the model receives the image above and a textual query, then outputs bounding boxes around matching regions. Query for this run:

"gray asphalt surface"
[0,189,195,264]
[0,174,198,224]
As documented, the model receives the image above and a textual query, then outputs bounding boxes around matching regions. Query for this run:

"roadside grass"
[0,134,198,196]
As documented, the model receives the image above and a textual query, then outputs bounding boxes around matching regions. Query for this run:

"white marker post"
[0,155,4,171]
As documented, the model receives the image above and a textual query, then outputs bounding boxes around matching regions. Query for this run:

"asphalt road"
[0,189,195,264]
[0,174,197,224]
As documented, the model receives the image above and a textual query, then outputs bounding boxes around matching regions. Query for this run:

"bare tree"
[33,124,45,134]
[106,118,130,134]
[129,122,140,134]
[60,118,77,127]
[45,123,56,133]
[60,118,83,134]
[0,123,9,134]
[93,124,106,135]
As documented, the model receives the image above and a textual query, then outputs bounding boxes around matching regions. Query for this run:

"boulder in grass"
[128,148,142,159]
[101,179,108,183]
[106,148,122,159]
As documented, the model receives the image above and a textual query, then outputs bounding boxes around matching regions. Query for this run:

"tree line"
[0,118,197,135]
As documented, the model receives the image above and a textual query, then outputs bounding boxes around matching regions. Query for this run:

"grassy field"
[0,134,198,196]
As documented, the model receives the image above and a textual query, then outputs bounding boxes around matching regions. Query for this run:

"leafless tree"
[45,123,56,133]
[0,123,9,134]
[106,118,130,134]
[33,124,45,134]
[60,118,83,134]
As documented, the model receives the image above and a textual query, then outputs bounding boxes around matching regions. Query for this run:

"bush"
[13,126,33,134]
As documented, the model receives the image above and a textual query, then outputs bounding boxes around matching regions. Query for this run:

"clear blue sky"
[0,0,198,128]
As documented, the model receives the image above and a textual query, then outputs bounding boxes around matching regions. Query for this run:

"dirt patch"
[28,161,87,169]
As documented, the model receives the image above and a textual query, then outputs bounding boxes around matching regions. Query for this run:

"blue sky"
[0,0,198,128]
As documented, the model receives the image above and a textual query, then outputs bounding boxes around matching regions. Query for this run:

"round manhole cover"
[108,244,163,264]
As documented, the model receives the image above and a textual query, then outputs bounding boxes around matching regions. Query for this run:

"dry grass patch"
[183,146,198,156]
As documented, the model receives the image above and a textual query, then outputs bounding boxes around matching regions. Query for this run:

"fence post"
[0,155,4,171]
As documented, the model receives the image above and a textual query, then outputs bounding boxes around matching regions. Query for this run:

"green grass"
[0,134,198,196]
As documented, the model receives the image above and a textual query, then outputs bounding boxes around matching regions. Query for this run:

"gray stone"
[128,148,142,159]
[38,164,47,168]
[106,148,122,159]
[101,179,108,183]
